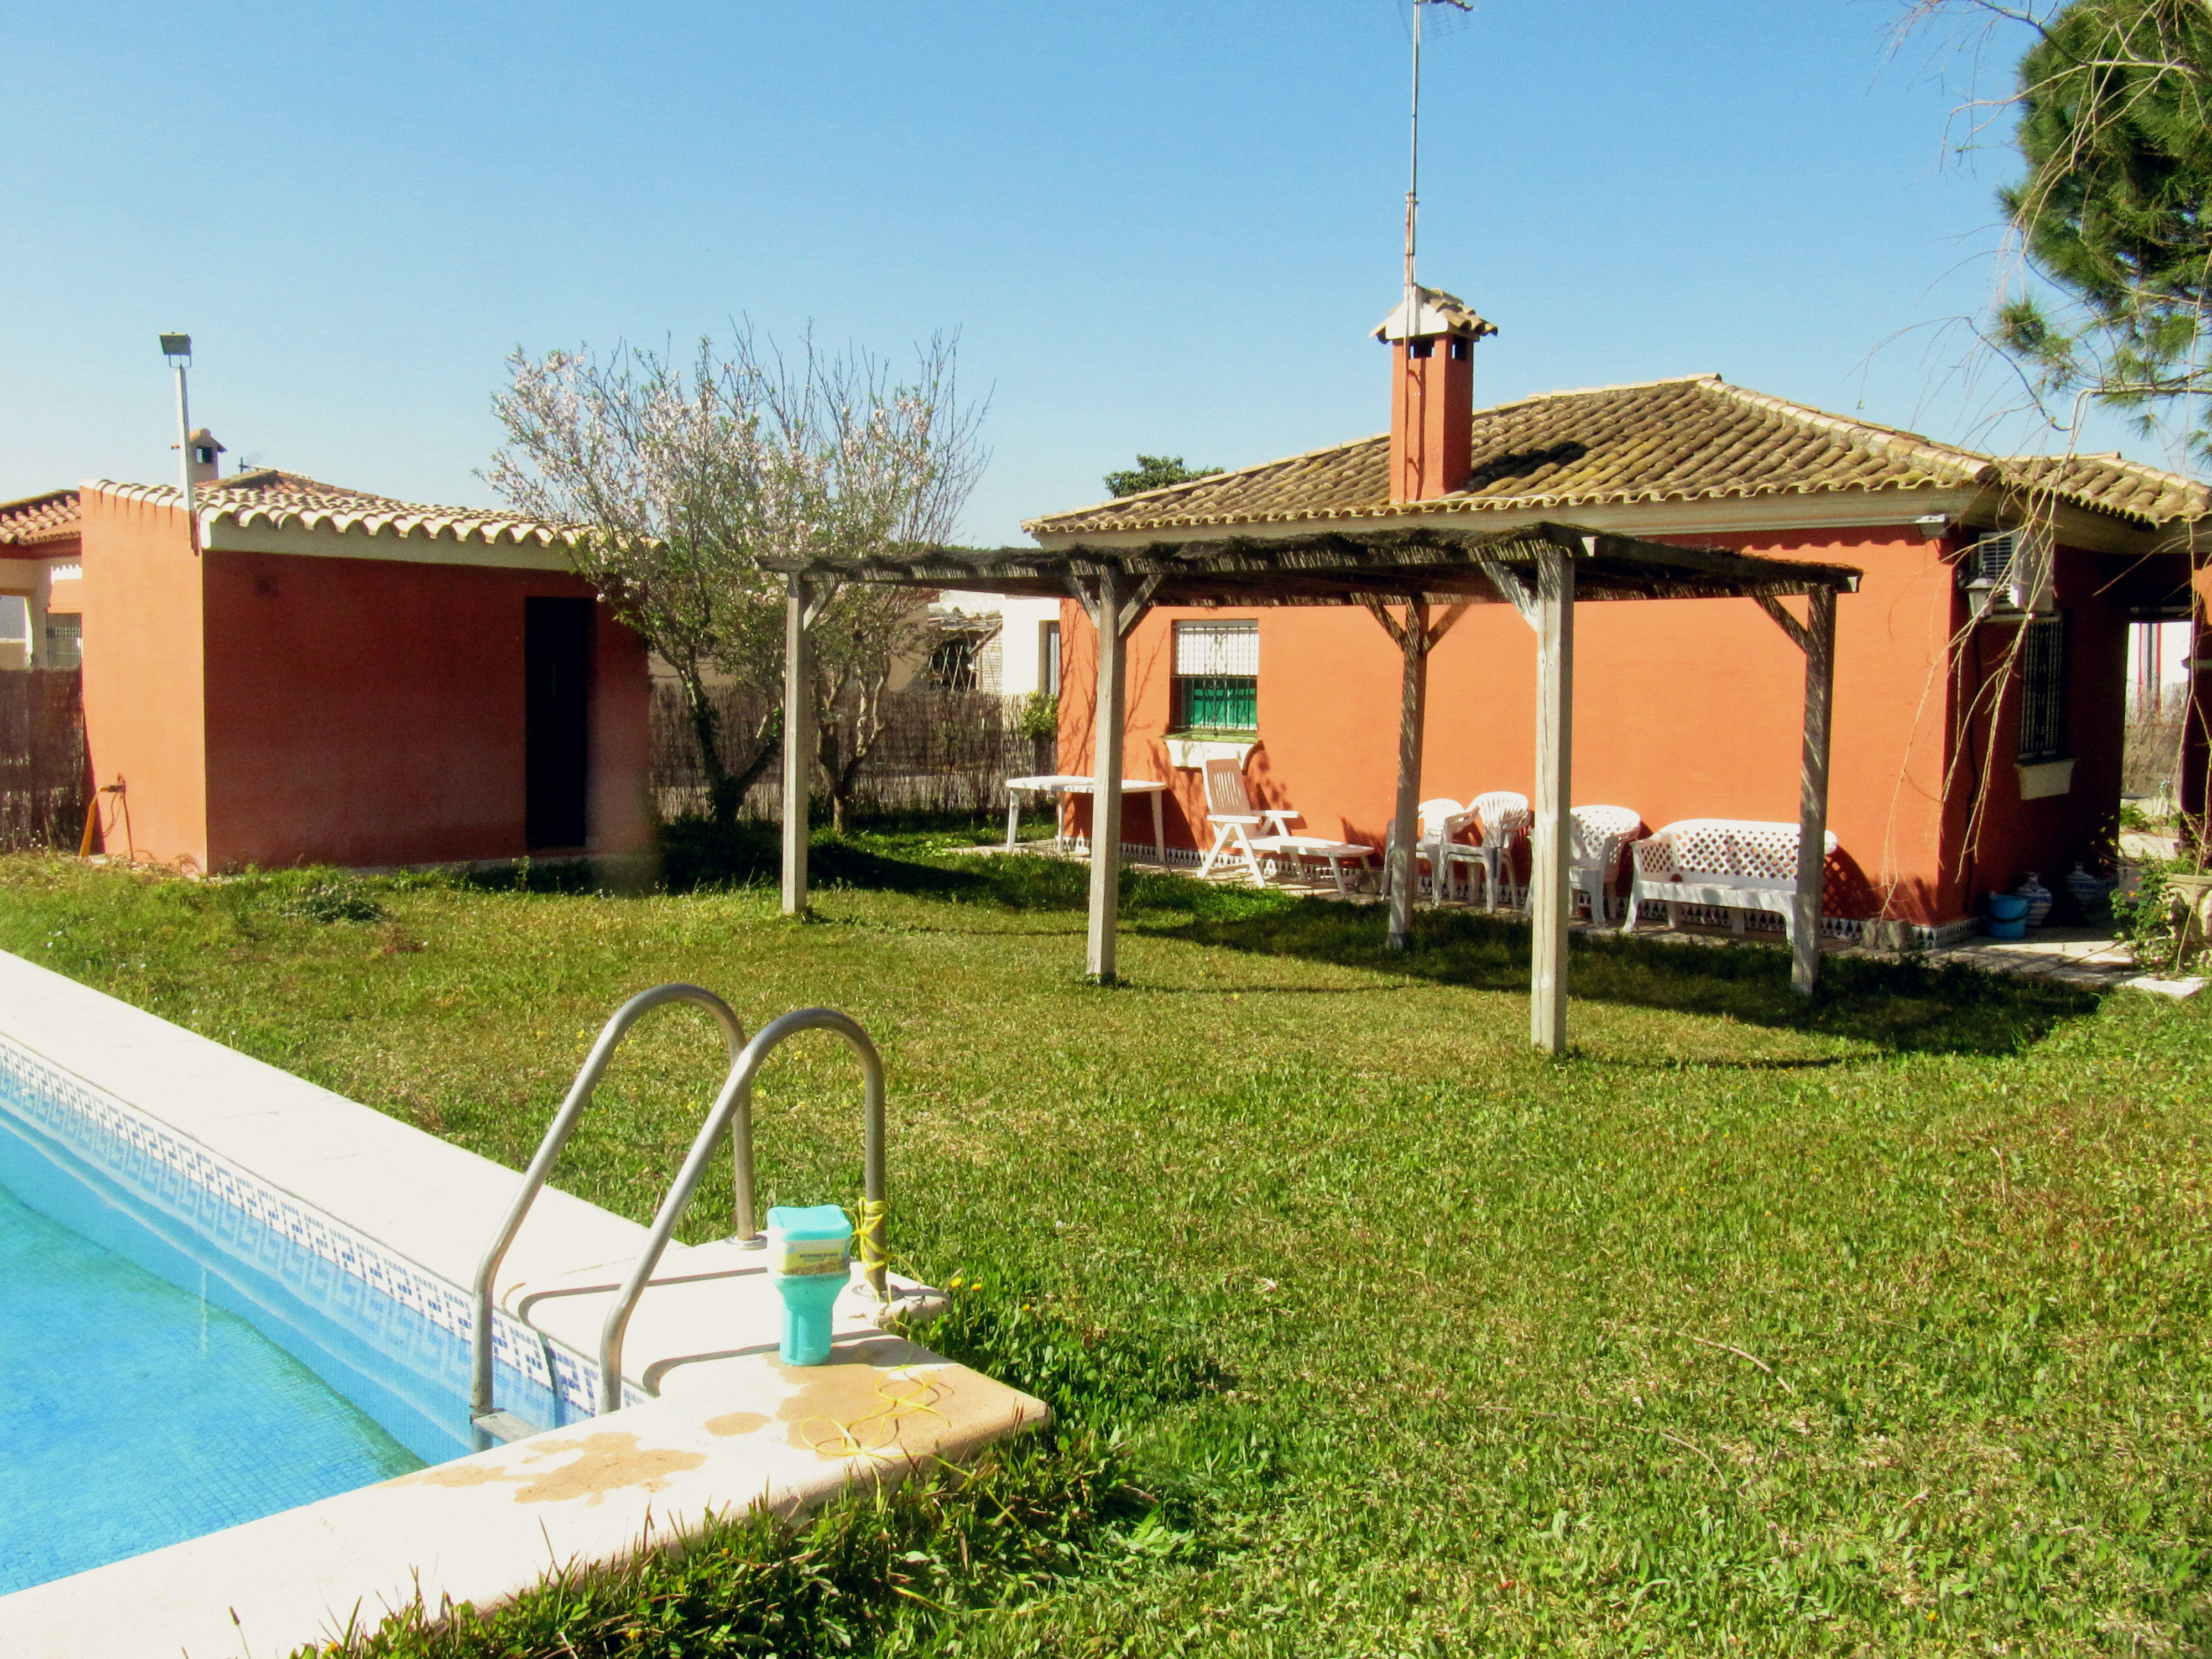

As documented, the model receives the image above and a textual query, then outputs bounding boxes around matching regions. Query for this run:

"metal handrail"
[597,1006,886,1414]
[469,983,747,1425]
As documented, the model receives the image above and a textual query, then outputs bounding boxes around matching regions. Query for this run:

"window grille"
[43,613,81,671]
[2017,615,2068,763]
[1172,620,1259,732]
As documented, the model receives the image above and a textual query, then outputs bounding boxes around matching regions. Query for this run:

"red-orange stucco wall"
[1057,524,2124,928]
[199,550,651,870]
[77,490,210,867]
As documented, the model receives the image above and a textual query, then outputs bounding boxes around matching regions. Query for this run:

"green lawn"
[2,835,2207,1657]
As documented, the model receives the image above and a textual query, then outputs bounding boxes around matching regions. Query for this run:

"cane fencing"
[0,670,90,851]
[651,681,1056,823]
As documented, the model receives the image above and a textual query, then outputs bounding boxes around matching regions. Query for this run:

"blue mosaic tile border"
[0,1032,636,1418]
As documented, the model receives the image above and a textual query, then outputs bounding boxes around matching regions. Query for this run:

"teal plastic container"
[1985,892,2028,941]
[766,1204,852,1366]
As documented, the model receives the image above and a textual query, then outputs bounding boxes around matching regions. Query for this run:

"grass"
[2,831,2209,1655]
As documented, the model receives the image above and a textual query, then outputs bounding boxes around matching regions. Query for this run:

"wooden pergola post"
[1528,546,1576,1054]
[1756,587,1837,994]
[1387,598,1429,951]
[780,573,813,918]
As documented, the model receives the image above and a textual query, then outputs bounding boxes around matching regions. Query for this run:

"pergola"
[764,521,1862,1055]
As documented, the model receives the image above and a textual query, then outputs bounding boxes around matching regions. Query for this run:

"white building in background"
[927,592,1063,698]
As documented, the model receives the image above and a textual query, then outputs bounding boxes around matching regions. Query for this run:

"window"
[43,613,81,671]
[928,636,979,691]
[1171,619,1259,733]
[1041,620,1061,696]
[2017,615,2068,763]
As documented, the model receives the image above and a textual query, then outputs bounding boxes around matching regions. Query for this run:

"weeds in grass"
[1,846,2208,1654]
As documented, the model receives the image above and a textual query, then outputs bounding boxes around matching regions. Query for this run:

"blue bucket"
[1985,892,2028,939]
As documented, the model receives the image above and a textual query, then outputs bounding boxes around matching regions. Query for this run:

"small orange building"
[1032,307,2208,940]
[1,455,650,874]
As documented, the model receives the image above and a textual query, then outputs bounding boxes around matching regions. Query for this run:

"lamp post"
[159,333,197,555]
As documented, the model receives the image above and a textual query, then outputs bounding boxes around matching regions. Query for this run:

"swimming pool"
[0,1037,570,1593]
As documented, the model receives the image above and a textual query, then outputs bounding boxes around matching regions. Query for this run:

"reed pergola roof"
[760,520,1861,607]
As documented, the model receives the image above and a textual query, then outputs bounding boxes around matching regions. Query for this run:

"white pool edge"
[0,951,1046,1658]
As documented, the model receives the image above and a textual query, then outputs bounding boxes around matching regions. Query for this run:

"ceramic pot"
[2015,872,2054,928]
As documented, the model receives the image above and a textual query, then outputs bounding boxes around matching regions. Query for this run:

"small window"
[44,613,81,671]
[1041,620,1061,696]
[1171,619,1259,733]
[2018,615,2068,763]
[0,595,28,671]
[928,636,979,691]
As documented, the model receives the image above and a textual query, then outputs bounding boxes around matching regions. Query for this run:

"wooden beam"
[1530,546,1575,1053]
[1479,554,1542,630]
[1791,585,1837,995]
[1386,599,1430,951]
[1086,571,1128,984]
[1754,592,1812,654]
[780,573,813,917]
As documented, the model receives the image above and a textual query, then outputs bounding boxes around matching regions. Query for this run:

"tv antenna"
[1402,0,1473,326]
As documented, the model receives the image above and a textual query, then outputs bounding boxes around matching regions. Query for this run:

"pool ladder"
[468,983,887,1446]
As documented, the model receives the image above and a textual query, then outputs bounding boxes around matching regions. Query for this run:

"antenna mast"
[1403,0,1472,331]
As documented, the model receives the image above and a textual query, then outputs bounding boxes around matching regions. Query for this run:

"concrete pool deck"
[0,951,1045,1657]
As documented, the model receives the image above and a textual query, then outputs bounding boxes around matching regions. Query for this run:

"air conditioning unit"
[1960,529,2054,615]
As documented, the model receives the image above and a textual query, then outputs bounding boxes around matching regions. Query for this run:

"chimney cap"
[1374,285,1498,344]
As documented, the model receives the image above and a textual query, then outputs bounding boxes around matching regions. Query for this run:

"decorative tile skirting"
[0,1032,624,1420]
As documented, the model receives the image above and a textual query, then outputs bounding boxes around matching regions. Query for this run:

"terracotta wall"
[77,491,209,865]
[76,496,651,872]
[198,549,650,869]
[1057,524,2126,927]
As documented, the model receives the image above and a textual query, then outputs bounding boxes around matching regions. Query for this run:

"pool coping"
[0,951,1046,1657]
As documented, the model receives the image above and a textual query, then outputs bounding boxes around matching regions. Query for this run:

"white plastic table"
[1004,774,1170,864]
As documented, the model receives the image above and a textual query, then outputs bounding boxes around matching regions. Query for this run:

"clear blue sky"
[0,1,2145,545]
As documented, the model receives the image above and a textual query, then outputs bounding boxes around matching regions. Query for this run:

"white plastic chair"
[1197,758,1302,886]
[1568,805,1643,924]
[1440,791,1531,911]
[1413,797,1474,904]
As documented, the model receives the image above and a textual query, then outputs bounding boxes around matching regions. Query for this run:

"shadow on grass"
[1161,900,2099,1057]
[644,821,2093,1056]
[656,819,1279,920]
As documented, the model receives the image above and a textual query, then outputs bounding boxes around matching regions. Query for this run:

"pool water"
[0,1178,421,1592]
[0,1065,565,1597]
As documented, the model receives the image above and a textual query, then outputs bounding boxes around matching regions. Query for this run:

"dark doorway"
[525,597,593,849]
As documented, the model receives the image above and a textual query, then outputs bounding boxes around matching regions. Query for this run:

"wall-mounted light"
[1913,514,1950,541]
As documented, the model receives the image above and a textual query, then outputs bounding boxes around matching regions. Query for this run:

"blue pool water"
[0,1060,567,1594]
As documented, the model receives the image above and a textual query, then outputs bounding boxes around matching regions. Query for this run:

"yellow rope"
[791,1365,952,1461]
[853,1196,891,1305]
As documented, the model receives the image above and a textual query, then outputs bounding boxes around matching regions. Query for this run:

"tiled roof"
[2002,451,2210,525]
[86,471,579,547]
[0,489,82,546]
[1025,375,2206,536]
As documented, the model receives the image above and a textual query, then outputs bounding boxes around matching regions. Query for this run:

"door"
[524,597,593,849]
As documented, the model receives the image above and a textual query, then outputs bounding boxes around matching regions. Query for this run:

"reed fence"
[651,682,1056,823]
[0,670,90,851]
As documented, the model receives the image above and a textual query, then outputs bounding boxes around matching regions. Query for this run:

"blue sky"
[0,1,2152,544]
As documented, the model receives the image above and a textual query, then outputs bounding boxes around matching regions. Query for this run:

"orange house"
[1032,308,2208,941]
[1,457,650,874]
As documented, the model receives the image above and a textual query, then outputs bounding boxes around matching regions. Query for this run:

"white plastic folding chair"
[1441,791,1531,911]
[1413,797,1474,905]
[1197,758,1302,886]
[1568,805,1643,925]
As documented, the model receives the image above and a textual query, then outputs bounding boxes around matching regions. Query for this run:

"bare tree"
[488,339,785,823]
[489,329,986,833]
[755,336,988,832]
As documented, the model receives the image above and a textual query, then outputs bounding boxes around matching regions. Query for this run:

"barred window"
[44,613,81,671]
[1171,619,1259,732]
[2017,615,2068,763]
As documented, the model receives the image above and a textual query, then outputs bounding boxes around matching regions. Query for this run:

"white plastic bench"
[1624,818,1839,942]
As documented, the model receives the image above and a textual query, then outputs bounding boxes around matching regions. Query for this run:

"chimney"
[1374,286,1496,503]
[185,427,226,486]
